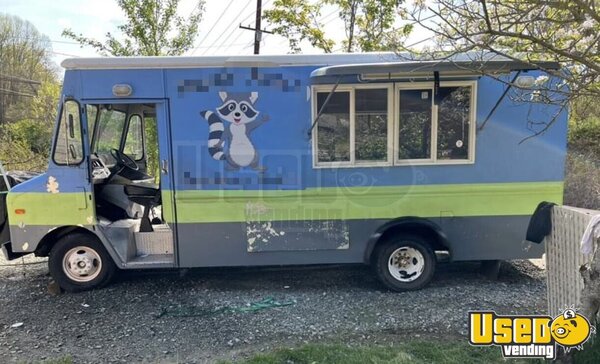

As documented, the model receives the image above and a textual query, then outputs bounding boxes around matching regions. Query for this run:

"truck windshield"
[93,108,127,154]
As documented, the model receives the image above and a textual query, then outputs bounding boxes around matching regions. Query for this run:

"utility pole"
[239,0,273,54]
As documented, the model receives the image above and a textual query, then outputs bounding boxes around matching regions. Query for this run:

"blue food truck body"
[0,53,566,291]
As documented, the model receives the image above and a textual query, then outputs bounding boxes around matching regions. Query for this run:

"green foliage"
[569,96,600,158]
[61,0,203,179]
[569,118,600,158]
[4,119,52,155]
[29,74,61,123]
[264,0,409,53]
[574,326,600,364]
[408,1,600,107]
[0,14,59,172]
[144,116,160,181]
[0,120,52,172]
[62,0,205,56]
[0,13,56,124]
[563,151,600,210]
[264,0,335,53]
[331,0,406,52]
[564,94,600,210]
[222,341,532,364]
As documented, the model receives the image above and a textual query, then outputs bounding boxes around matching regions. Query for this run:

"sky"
[1,0,432,71]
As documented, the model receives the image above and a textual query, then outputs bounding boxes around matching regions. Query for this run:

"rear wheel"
[374,234,436,291]
[48,233,116,292]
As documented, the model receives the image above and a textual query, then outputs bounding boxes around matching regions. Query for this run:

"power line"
[0,88,36,97]
[200,0,253,56]
[274,6,340,49]
[213,5,258,54]
[238,0,273,54]
[191,0,236,55]
[224,4,265,47]
[47,50,82,58]
[222,11,260,54]
[219,24,251,54]
[319,8,339,23]
[215,0,275,55]
[0,74,41,85]
[47,39,81,45]
[5,36,82,45]
[197,42,253,49]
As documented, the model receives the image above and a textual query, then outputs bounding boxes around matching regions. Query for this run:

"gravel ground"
[0,254,547,363]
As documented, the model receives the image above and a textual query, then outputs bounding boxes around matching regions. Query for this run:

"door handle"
[161,159,169,174]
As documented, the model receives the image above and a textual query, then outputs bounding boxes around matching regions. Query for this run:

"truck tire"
[374,234,436,291]
[48,232,116,292]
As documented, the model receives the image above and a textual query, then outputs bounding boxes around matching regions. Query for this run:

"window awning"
[310,59,560,79]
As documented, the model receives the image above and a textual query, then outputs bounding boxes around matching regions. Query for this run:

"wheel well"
[34,226,94,257]
[367,222,451,264]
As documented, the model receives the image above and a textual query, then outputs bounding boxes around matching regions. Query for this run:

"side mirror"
[68,114,75,138]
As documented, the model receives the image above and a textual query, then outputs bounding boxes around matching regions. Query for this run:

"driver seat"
[124,182,161,232]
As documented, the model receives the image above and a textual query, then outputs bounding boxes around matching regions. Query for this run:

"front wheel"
[49,233,116,292]
[374,234,436,291]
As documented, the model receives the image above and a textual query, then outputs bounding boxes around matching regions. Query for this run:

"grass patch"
[223,340,537,364]
[574,326,600,364]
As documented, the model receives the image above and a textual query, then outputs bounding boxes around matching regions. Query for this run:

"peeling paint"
[18,221,25,229]
[86,216,94,224]
[246,220,285,249]
[337,242,350,249]
[46,176,59,193]
[21,242,29,250]
[246,219,349,252]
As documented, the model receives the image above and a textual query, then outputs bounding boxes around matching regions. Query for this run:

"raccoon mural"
[200,91,269,171]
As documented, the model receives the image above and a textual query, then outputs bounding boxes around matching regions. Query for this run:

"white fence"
[546,205,600,317]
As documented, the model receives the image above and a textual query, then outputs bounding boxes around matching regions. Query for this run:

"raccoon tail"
[200,110,226,161]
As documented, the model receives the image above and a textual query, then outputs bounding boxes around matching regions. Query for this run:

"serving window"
[313,80,476,168]
[313,84,394,167]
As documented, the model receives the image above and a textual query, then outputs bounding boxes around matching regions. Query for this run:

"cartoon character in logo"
[200,91,269,171]
[551,309,592,350]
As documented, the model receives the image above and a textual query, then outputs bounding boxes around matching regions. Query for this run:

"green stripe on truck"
[171,181,563,223]
[6,182,563,226]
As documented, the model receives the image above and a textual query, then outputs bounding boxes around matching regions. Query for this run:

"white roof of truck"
[61,52,551,71]
[61,53,403,70]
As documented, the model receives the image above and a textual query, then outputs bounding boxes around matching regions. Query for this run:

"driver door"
[84,99,176,261]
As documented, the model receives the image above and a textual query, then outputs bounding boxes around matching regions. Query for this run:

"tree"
[403,4,600,361]
[0,14,53,124]
[63,0,205,56]
[264,0,410,53]
[0,14,59,171]
[404,0,599,136]
[63,0,205,178]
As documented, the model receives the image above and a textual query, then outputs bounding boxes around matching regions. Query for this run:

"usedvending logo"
[469,308,594,359]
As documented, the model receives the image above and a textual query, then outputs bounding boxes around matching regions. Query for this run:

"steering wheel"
[110,148,139,171]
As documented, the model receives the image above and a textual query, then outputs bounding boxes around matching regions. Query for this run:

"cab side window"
[53,100,84,165]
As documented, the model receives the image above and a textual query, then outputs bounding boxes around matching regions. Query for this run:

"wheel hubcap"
[62,246,102,282]
[388,247,425,282]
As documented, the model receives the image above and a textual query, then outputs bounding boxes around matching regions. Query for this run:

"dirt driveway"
[0,255,546,363]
